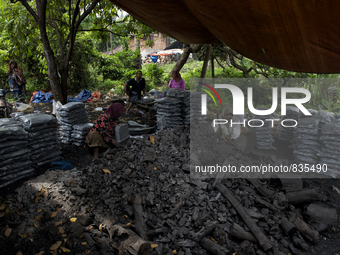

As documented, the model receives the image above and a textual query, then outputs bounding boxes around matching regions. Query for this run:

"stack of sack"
[165,89,191,126]
[318,109,335,130]
[318,122,340,177]
[155,97,182,129]
[56,102,89,144]
[300,109,318,118]
[251,111,276,150]
[0,119,34,188]
[293,118,320,169]
[71,123,93,146]
[17,113,61,166]
[190,91,208,124]
[279,106,300,141]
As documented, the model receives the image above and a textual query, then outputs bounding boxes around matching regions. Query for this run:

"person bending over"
[85,103,125,158]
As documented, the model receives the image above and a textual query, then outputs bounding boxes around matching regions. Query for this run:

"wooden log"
[247,179,274,199]
[133,193,147,240]
[215,183,273,251]
[147,227,169,237]
[191,220,218,241]
[200,237,231,255]
[273,199,286,211]
[289,212,319,242]
[110,225,152,255]
[277,175,303,191]
[255,197,278,212]
[305,204,337,232]
[230,223,257,243]
[280,217,296,235]
[286,188,321,204]
[277,192,288,207]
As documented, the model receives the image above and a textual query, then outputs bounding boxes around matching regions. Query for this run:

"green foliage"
[113,84,124,95]
[67,33,101,93]
[142,63,164,90]
[97,46,140,81]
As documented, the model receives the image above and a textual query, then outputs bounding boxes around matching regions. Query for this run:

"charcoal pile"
[318,122,340,177]
[56,102,89,145]
[17,113,61,166]
[1,126,338,255]
[279,106,299,141]
[293,118,320,168]
[0,119,33,188]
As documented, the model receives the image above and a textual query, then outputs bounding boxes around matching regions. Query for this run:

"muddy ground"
[0,100,340,255]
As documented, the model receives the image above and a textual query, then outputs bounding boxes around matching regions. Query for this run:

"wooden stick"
[289,212,319,242]
[200,237,231,255]
[286,188,320,204]
[191,220,218,241]
[230,223,257,243]
[215,183,273,251]
[247,179,274,199]
[133,193,147,240]
[280,217,296,235]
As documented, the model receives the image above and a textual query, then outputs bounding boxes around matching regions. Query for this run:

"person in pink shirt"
[168,70,185,90]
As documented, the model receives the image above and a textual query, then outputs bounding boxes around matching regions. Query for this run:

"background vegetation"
[1,0,340,113]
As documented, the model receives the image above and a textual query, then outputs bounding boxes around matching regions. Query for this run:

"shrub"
[143,63,164,90]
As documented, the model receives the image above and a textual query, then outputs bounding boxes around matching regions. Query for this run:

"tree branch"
[78,28,126,36]
[216,46,271,90]
[215,57,226,70]
[18,0,39,22]
[48,20,64,58]
[75,0,101,30]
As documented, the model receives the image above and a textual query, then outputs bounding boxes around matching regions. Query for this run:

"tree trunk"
[211,55,214,78]
[134,37,141,69]
[34,1,64,104]
[171,44,202,73]
[200,44,211,78]
[59,67,68,104]
[110,26,113,54]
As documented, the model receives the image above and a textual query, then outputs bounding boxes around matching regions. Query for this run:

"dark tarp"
[109,0,340,73]
[164,41,184,50]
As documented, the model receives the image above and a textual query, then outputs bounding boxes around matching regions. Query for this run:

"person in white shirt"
[213,105,241,140]
[212,104,248,152]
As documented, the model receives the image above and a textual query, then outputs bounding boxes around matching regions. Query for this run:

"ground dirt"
[0,98,339,255]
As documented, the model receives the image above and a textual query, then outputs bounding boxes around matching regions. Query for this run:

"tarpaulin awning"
[109,0,340,73]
